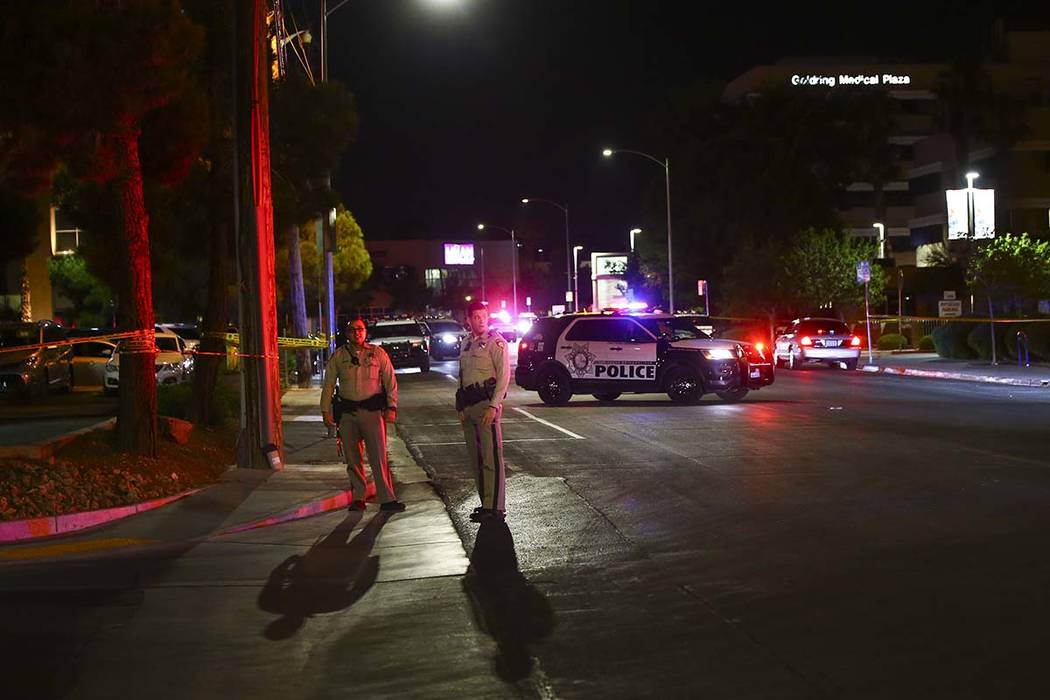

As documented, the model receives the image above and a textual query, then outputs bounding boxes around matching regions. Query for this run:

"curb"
[0,487,203,544]
[0,417,116,461]
[862,364,1050,387]
[213,487,357,537]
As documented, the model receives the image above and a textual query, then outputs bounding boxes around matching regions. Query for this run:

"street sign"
[938,300,963,318]
[565,291,574,302]
[697,279,707,296]
[856,261,871,284]
[551,304,566,315]
[943,290,956,300]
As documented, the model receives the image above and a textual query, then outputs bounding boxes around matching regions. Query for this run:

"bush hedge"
[932,322,977,359]
[966,323,1012,362]
[918,335,935,352]
[1021,323,1050,360]
[157,381,239,428]
[876,333,908,351]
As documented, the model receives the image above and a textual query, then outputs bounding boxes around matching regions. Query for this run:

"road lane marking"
[0,537,157,560]
[413,437,578,446]
[511,407,585,439]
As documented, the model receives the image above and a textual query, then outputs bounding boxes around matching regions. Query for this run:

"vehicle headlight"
[441,333,457,344]
[701,348,736,360]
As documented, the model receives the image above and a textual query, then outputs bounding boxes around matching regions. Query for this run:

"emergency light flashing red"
[850,335,861,347]
[800,335,813,346]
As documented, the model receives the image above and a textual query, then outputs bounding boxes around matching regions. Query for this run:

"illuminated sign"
[790,73,911,88]
[946,189,995,239]
[443,242,475,265]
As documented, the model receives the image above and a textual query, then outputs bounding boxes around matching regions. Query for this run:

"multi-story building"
[724,20,1050,314]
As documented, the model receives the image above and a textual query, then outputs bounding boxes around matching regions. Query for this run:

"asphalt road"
[395,360,1050,699]
[4,364,1050,699]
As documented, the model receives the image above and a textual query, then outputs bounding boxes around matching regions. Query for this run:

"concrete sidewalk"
[861,351,1050,387]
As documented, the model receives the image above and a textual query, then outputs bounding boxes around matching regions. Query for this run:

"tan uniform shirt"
[459,329,510,409]
[320,342,398,414]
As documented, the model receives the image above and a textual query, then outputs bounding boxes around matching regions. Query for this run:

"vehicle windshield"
[427,321,462,334]
[369,323,421,339]
[157,337,181,352]
[798,320,850,335]
[638,317,711,341]
[0,327,35,348]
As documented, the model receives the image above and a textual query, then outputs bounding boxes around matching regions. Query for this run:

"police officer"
[321,318,405,512]
[457,301,510,522]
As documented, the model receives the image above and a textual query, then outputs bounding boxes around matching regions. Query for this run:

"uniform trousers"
[461,402,505,511]
[338,408,396,503]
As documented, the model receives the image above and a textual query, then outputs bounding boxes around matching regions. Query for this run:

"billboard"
[591,252,628,310]
[443,242,475,265]
[946,189,995,240]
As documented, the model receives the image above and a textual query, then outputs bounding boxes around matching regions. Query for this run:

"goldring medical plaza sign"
[791,73,912,87]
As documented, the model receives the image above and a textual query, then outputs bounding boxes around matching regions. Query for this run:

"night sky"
[299,0,1026,255]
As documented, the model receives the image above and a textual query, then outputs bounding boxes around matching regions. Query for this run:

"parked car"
[158,323,202,352]
[0,321,73,398]
[773,317,861,370]
[423,318,467,359]
[104,330,194,394]
[367,319,430,372]
[71,339,117,391]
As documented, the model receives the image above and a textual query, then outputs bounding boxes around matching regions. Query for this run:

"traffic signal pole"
[235,0,283,468]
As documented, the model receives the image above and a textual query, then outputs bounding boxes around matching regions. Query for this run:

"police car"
[515,313,774,405]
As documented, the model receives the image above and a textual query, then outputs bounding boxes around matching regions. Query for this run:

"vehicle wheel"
[419,357,431,373]
[843,358,858,371]
[536,370,573,406]
[592,392,621,402]
[716,387,749,402]
[665,367,703,404]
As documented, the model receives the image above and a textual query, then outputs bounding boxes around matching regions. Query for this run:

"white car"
[773,317,861,370]
[158,323,201,352]
[104,331,194,394]
[70,339,116,391]
[367,319,430,372]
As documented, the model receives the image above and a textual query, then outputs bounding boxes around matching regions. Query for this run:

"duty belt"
[333,392,387,421]
[456,377,496,411]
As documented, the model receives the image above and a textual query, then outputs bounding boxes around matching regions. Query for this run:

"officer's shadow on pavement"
[462,520,555,683]
[257,512,390,640]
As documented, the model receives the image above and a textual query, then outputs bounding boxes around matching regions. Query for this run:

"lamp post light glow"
[520,197,575,311]
[873,222,885,259]
[966,171,980,189]
[629,228,641,253]
[602,147,676,312]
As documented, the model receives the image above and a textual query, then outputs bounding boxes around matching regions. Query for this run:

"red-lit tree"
[3,2,205,455]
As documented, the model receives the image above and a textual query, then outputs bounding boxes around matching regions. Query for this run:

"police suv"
[515,313,774,405]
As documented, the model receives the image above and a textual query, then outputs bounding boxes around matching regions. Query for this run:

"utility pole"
[235,0,282,468]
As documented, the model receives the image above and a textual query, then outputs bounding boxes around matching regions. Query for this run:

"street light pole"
[573,245,583,311]
[630,228,641,253]
[603,148,675,313]
[477,223,517,318]
[521,197,574,311]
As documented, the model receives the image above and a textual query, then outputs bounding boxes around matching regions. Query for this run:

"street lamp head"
[966,171,980,180]
[602,148,614,157]
[520,198,529,204]
[573,245,583,252]
[873,222,884,231]
[630,228,642,234]
[476,223,485,230]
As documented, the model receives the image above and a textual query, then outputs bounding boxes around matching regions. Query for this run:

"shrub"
[876,333,908,351]
[157,381,239,428]
[966,323,1011,361]
[932,322,977,359]
[918,335,935,352]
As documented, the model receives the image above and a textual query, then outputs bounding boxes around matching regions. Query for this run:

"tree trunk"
[190,219,229,425]
[113,123,158,456]
[286,223,311,387]
[19,259,31,322]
